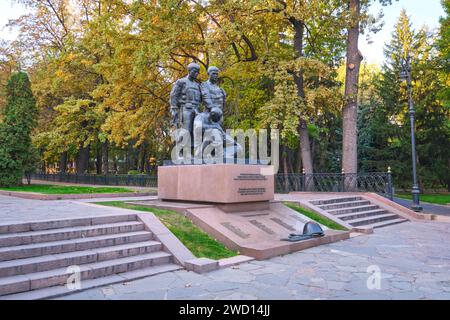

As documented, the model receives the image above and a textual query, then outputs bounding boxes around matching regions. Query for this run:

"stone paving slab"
[0,195,132,223]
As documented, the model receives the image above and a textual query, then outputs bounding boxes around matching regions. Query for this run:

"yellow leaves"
[258,54,342,142]
[66,52,76,61]
[54,69,65,79]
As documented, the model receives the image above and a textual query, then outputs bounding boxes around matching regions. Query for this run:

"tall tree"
[342,0,363,175]
[364,10,450,190]
[342,0,396,175]
[0,72,38,186]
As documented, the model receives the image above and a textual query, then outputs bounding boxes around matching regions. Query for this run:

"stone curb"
[184,255,255,273]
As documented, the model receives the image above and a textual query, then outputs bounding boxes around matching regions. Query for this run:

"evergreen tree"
[363,10,450,189]
[0,72,38,186]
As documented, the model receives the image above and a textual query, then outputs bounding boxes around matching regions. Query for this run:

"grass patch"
[396,193,450,205]
[95,201,238,260]
[0,184,135,194]
[284,202,348,231]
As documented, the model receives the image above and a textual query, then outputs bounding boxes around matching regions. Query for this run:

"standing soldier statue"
[201,66,226,125]
[169,63,202,135]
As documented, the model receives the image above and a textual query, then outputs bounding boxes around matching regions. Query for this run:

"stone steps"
[0,215,179,298]
[365,218,409,229]
[0,215,138,234]
[308,196,408,231]
[346,213,402,227]
[0,221,145,247]
[335,209,388,221]
[0,241,162,277]
[1,264,183,300]
[0,251,172,296]
[0,231,153,262]
[318,200,371,210]
[328,204,380,215]
[309,196,362,206]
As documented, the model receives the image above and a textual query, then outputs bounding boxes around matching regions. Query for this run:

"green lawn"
[0,184,135,194]
[396,193,450,205]
[284,202,348,231]
[95,201,238,260]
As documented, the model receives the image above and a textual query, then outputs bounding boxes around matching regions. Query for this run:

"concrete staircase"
[309,196,408,229]
[0,214,181,299]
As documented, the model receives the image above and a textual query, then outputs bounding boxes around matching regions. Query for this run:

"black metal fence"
[275,172,393,199]
[31,171,393,199]
[30,173,158,188]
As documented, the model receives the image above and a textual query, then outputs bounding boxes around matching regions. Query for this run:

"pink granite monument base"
[158,164,274,203]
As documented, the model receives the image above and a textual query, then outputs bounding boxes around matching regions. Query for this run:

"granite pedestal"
[158,164,274,203]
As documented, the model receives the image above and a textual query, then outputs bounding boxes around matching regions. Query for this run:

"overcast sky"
[0,0,445,65]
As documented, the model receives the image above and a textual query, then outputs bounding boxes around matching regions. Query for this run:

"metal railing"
[275,172,393,199]
[30,173,158,188]
[31,171,393,199]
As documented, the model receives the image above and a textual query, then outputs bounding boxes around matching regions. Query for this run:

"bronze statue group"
[170,63,241,162]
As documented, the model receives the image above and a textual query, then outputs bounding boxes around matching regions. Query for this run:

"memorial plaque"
[271,217,296,231]
[221,222,250,239]
[290,214,308,223]
[238,188,266,196]
[249,220,275,235]
[234,173,267,181]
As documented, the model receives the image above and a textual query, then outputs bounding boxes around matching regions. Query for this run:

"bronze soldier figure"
[193,107,242,160]
[170,63,202,134]
[201,66,226,125]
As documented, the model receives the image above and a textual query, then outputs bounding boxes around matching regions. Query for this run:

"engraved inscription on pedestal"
[238,188,266,196]
[221,222,250,239]
[290,214,308,223]
[240,211,270,217]
[249,220,275,235]
[234,173,267,181]
[271,217,296,231]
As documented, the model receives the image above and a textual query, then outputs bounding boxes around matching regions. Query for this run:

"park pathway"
[393,197,450,217]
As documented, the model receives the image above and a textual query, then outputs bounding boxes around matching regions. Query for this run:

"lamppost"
[400,53,422,212]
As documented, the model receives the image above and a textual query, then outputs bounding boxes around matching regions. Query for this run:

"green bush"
[127,170,142,175]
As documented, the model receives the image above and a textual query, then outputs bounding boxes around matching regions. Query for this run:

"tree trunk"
[102,140,109,175]
[113,156,118,174]
[447,159,450,192]
[287,149,295,173]
[282,145,289,192]
[299,119,313,174]
[296,147,303,173]
[95,145,102,174]
[76,145,90,174]
[343,0,363,175]
[291,18,314,174]
[138,144,147,173]
[59,152,67,173]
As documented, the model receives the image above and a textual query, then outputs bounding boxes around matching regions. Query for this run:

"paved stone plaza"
[1,194,449,300]
[60,220,450,300]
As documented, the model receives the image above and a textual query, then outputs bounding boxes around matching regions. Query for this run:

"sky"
[0,0,446,65]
